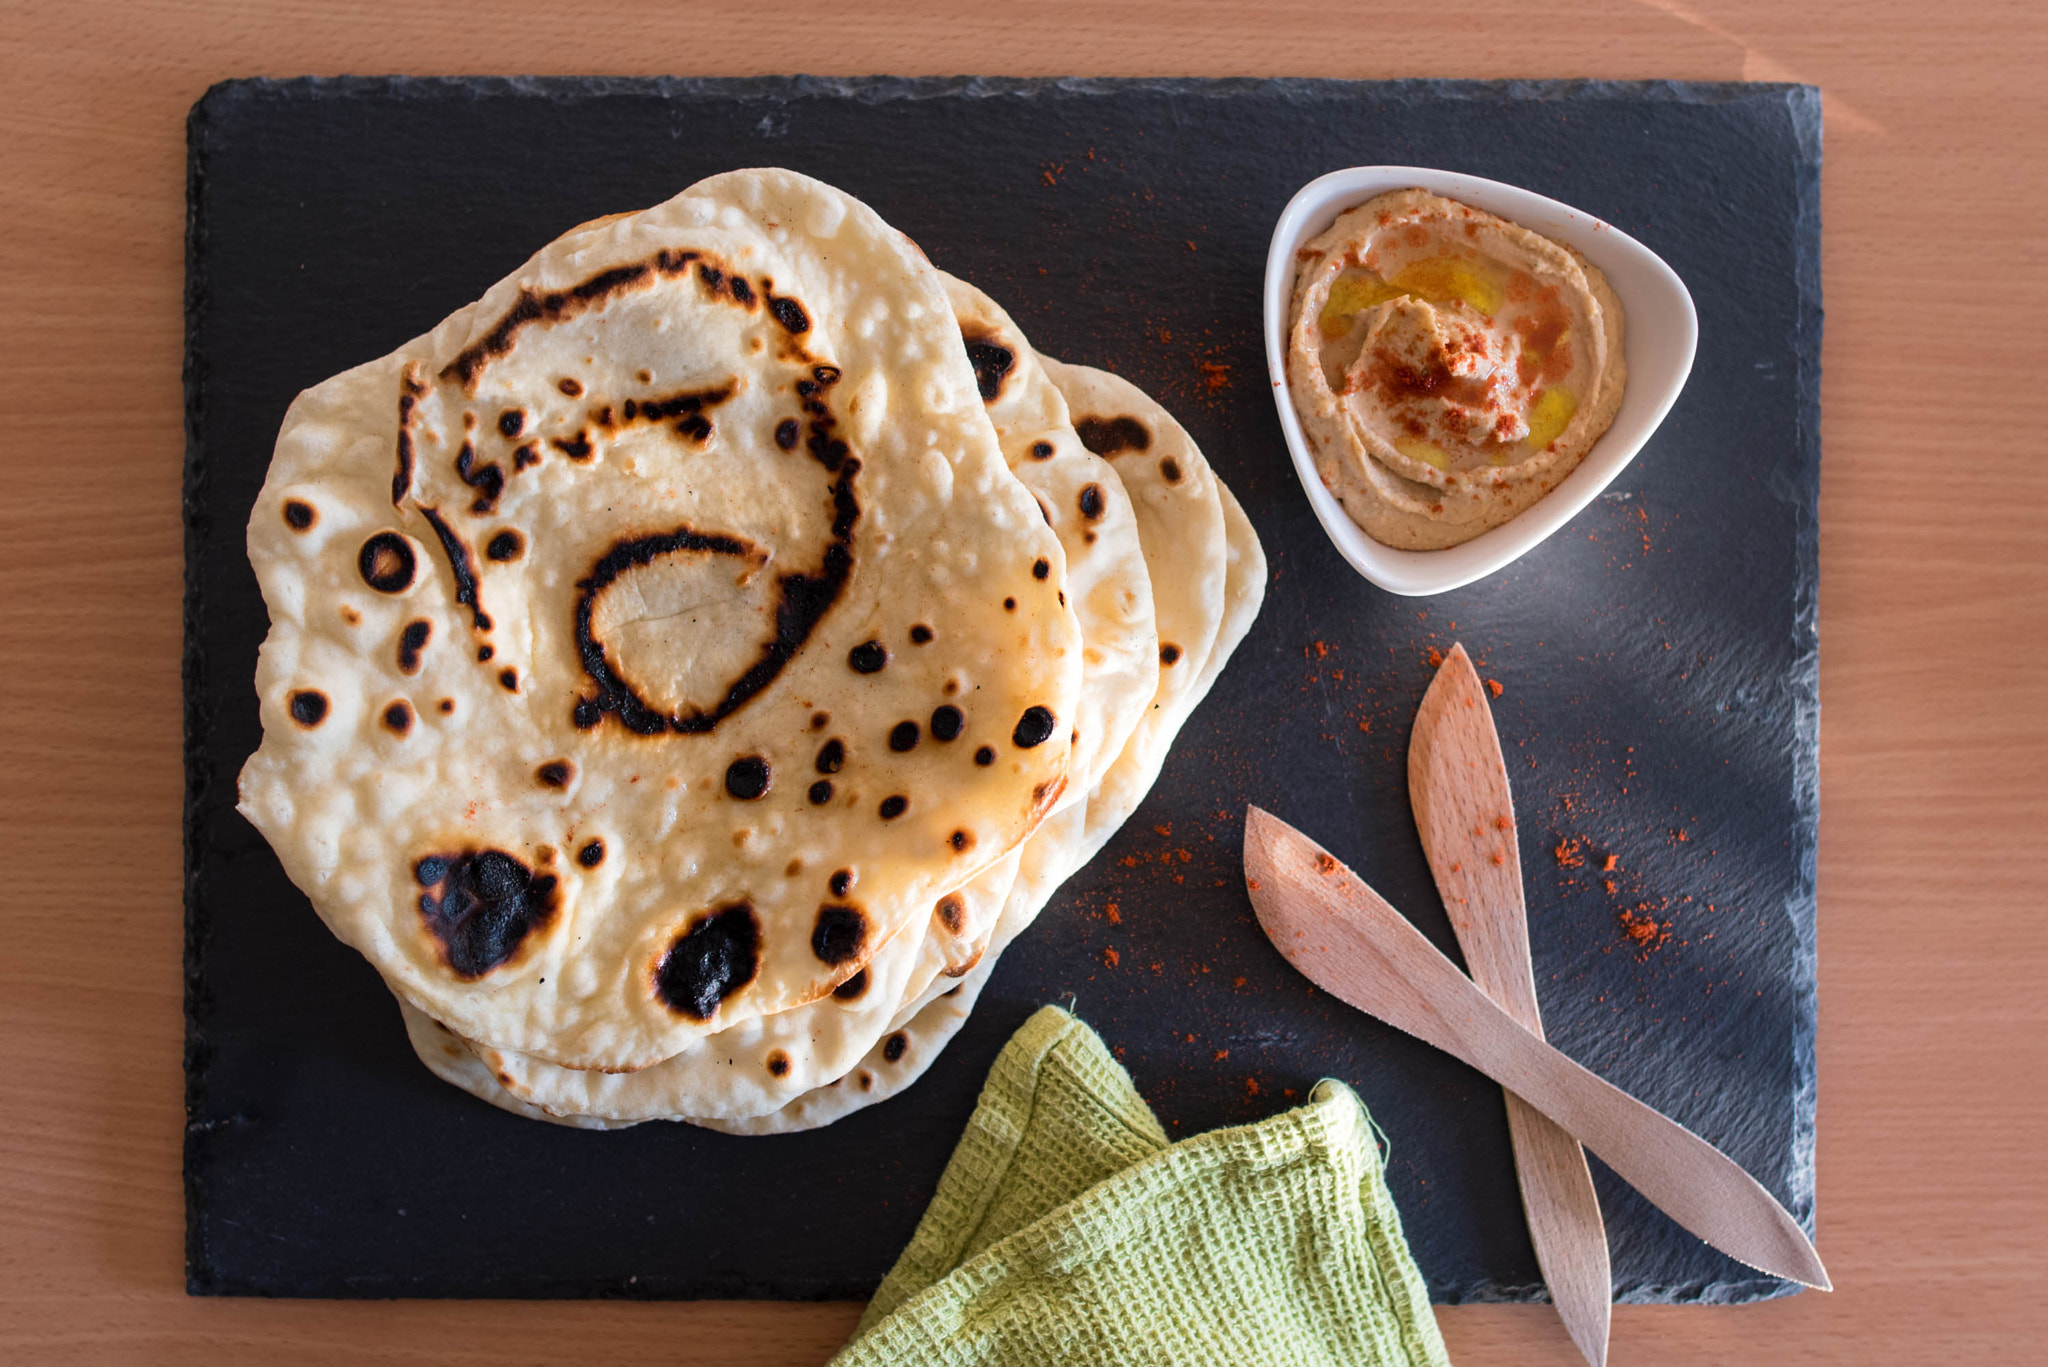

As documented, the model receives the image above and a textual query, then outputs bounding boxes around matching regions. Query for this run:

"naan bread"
[411,275,1159,1123]
[407,353,1264,1133]
[241,169,1083,1071]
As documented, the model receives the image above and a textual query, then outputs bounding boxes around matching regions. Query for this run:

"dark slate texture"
[185,77,1821,1303]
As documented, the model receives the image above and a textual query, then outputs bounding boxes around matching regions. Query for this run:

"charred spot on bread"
[811,905,868,965]
[288,690,328,727]
[654,902,760,1019]
[415,849,560,979]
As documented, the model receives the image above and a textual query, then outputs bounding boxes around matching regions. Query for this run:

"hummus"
[1286,189,1626,550]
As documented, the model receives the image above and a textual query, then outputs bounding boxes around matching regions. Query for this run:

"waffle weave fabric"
[832,1006,1451,1367]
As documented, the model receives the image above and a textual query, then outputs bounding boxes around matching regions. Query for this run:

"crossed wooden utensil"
[1244,645,1827,1366]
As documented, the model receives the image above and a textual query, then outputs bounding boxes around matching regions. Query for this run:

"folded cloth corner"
[832,1005,1450,1367]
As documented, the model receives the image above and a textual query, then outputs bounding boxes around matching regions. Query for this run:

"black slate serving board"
[184,77,1821,1303]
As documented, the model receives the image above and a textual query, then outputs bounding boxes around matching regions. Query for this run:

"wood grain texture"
[1411,644,1612,1366]
[1,2,2042,1363]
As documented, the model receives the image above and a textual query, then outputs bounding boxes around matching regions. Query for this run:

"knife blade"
[1410,644,1612,1366]
[1243,805,1830,1291]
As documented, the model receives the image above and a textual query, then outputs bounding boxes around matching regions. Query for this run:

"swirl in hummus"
[1287,189,1626,550]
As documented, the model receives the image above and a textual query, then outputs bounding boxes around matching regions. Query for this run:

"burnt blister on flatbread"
[283,499,317,531]
[455,441,505,515]
[961,332,1015,401]
[392,366,426,504]
[654,902,760,1019]
[414,849,560,979]
[810,905,868,964]
[288,689,328,727]
[1012,705,1057,748]
[1073,414,1151,457]
[358,532,418,594]
[417,508,489,631]
[725,755,772,800]
[763,285,810,335]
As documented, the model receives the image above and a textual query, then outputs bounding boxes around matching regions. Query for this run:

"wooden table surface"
[4,2,2042,1362]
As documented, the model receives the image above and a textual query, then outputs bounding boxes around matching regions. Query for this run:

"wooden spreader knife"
[1409,643,1612,1365]
[1243,805,1831,1294]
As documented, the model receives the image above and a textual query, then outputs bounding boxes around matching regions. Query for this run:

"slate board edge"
[186,71,1821,121]
[180,76,1825,1303]
[182,85,219,1297]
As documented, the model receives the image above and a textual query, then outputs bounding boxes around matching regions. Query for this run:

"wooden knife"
[1409,644,1612,1366]
[1243,804,1830,1292]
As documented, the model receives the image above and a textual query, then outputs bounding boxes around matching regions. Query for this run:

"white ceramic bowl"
[1262,166,1698,597]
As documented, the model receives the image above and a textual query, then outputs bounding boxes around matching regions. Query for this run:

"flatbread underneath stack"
[410,274,1163,1124]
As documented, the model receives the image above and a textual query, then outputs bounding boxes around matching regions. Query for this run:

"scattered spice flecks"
[1213,1049,1229,1062]
[1243,1076,1261,1098]
[1102,947,1119,968]
[1554,837,1585,869]
[1602,854,1619,872]
[1425,647,1446,669]
[1105,901,1121,926]
[1486,678,1504,698]
[1198,359,1231,393]
[1308,640,1330,660]
[1619,907,1671,953]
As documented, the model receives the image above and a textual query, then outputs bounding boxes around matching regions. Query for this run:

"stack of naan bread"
[239,169,1263,1134]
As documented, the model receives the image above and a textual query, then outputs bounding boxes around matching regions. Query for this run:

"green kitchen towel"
[830,1006,1451,1367]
